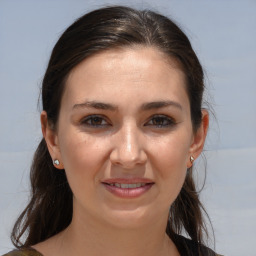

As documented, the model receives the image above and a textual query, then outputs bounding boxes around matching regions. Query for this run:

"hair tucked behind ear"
[166,167,213,254]
[11,5,213,253]
[11,139,73,247]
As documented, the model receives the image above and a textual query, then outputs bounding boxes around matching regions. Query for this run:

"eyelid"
[80,114,111,127]
[145,114,176,127]
[79,114,176,129]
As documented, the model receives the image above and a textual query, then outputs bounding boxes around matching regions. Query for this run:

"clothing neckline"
[20,247,43,256]
[11,235,218,256]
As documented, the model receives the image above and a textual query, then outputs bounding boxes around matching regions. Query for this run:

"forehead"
[62,47,188,110]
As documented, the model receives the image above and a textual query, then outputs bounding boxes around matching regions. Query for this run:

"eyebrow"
[72,101,118,111]
[140,100,182,111]
[72,100,182,111]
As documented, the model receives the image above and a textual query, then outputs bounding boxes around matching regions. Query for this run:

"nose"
[109,123,147,169]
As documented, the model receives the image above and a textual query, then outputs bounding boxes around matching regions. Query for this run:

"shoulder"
[2,248,43,256]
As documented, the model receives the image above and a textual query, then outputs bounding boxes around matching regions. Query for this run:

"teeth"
[110,183,146,188]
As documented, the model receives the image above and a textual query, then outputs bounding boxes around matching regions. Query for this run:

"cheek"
[59,130,109,180]
[150,134,191,175]
[59,132,112,204]
[149,133,191,201]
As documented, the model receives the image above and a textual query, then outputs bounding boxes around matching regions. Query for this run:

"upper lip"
[101,178,154,184]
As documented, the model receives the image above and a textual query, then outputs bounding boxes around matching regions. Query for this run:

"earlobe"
[187,110,209,168]
[40,111,64,169]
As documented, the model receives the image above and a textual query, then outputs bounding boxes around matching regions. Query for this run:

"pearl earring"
[53,159,60,166]
[190,156,195,163]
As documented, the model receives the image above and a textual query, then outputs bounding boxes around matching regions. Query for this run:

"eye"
[80,115,109,127]
[145,115,176,128]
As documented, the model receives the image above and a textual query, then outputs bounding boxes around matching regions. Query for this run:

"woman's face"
[44,47,206,228]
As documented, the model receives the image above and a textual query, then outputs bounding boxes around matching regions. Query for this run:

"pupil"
[92,117,101,125]
[153,117,163,125]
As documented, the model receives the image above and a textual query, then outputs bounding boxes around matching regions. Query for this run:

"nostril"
[109,148,147,168]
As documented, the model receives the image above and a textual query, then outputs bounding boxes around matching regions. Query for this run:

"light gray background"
[0,0,255,255]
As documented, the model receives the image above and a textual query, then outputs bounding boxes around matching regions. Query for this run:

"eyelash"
[80,114,176,128]
[145,115,176,128]
[80,115,110,127]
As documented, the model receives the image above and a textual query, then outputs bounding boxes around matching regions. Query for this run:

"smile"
[101,179,154,198]
[108,183,146,188]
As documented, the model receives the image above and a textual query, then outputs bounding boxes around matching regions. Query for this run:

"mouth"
[104,182,147,188]
[101,179,154,198]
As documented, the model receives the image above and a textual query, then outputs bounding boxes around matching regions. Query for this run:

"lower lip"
[102,183,154,198]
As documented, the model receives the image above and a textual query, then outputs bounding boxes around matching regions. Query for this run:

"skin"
[37,47,208,256]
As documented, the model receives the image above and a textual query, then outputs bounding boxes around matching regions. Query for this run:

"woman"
[4,6,221,256]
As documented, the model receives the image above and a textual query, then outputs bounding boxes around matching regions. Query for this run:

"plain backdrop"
[0,1,256,255]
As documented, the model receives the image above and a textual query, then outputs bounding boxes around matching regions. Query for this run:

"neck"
[53,209,179,256]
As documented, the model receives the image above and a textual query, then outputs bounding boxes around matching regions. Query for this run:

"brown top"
[2,248,223,256]
[2,248,42,256]
[3,236,223,256]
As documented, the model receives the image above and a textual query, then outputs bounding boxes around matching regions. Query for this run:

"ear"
[41,111,64,169]
[187,109,209,168]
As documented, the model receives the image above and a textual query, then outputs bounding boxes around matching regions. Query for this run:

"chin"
[102,207,153,229]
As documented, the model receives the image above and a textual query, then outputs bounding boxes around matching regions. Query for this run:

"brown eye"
[81,115,109,127]
[146,115,175,128]
[90,117,104,125]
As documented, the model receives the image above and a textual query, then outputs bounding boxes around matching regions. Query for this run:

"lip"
[101,178,154,198]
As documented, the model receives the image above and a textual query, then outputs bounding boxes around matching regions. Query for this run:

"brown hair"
[11,5,212,254]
